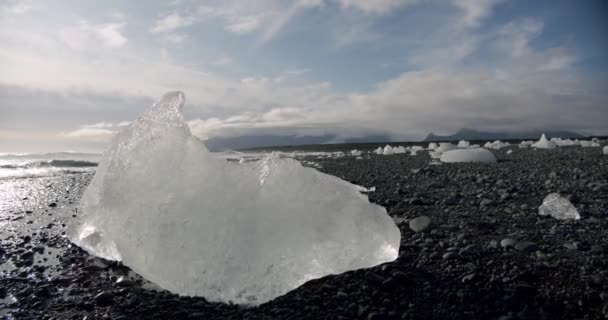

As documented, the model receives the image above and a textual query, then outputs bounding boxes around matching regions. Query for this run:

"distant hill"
[204,134,391,151]
[424,128,585,142]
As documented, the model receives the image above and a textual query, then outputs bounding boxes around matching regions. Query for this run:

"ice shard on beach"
[69,91,400,305]
[538,193,580,220]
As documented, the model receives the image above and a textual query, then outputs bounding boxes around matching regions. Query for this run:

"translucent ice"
[457,140,470,148]
[484,140,510,150]
[439,148,497,163]
[393,146,407,154]
[532,134,557,149]
[538,193,580,220]
[383,145,394,155]
[435,142,458,153]
[69,92,400,305]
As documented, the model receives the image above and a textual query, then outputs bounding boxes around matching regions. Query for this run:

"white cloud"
[1,1,32,15]
[197,1,322,42]
[59,20,127,50]
[58,121,132,143]
[1,0,606,152]
[150,12,195,33]
[451,0,500,27]
[336,0,416,14]
[95,23,128,47]
[213,57,233,66]
[225,15,263,34]
[163,33,187,44]
[82,121,131,129]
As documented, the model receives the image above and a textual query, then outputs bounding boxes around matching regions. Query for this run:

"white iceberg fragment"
[439,148,497,163]
[457,140,470,148]
[538,193,580,220]
[580,140,600,148]
[374,147,383,155]
[435,142,458,153]
[428,142,438,150]
[383,145,394,155]
[484,140,510,150]
[350,149,362,156]
[604,146,608,155]
[551,138,579,147]
[519,140,534,148]
[532,134,557,149]
[69,91,400,305]
[392,146,407,154]
[428,151,442,159]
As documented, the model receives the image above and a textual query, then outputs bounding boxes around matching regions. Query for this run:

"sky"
[0,0,607,152]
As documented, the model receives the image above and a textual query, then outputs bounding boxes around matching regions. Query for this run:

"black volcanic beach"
[1,144,607,319]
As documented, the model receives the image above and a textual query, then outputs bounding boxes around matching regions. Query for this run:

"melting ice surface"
[538,193,580,220]
[69,91,400,305]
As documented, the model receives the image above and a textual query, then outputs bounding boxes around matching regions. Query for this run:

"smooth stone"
[514,241,538,253]
[500,238,518,249]
[409,216,433,233]
[94,291,114,306]
[443,252,458,260]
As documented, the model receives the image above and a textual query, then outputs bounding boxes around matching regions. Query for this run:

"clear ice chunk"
[69,91,400,305]
[439,148,497,163]
[538,193,580,220]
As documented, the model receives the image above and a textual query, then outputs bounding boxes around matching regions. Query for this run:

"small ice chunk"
[484,140,510,150]
[538,193,580,220]
[374,147,383,155]
[604,146,608,155]
[580,140,600,148]
[506,149,513,154]
[392,146,406,154]
[428,142,438,150]
[439,148,497,163]
[428,151,442,159]
[532,134,557,149]
[552,138,578,147]
[383,145,394,155]
[350,149,362,156]
[519,140,533,148]
[69,91,400,305]
[435,143,458,153]
[457,140,470,148]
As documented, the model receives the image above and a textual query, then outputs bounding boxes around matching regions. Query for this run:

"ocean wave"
[0,159,98,169]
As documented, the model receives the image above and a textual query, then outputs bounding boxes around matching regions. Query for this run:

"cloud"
[59,20,127,50]
[198,5,265,34]
[451,0,500,27]
[60,127,116,139]
[197,1,323,42]
[336,0,416,14]
[213,57,233,66]
[150,12,195,33]
[163,33,187,44]
[59,121,131,142]
[0,0,33,15]
[0,0,606,153]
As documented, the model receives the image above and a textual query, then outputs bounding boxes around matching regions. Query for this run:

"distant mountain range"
[424,128,585,142]
[204,134,391,151]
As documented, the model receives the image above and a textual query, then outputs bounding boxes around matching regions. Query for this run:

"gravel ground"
[1,145,607,319]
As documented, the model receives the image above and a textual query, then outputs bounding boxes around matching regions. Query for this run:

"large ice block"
[69,91,400,305]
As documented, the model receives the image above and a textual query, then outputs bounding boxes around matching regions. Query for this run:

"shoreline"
[1,146,607,319]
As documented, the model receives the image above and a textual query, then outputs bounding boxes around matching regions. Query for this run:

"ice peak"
[143,91,186,124]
